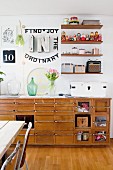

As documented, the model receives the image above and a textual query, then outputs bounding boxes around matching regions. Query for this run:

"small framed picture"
[3,50,15,63]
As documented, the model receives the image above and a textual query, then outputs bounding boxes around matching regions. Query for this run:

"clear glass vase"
[7,79,21,96]
[27,77,38,96]
[49,80,56,96]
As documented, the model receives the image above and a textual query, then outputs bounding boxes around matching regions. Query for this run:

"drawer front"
[0,99,15,104]
[35,115,54,122]
[55,98,74,104]
[0,115,15,120]
[15,99,34,103]
[15,105,34,112]
[54,115,74,122]
[0,104,15,111]
[15,135,35,144]
[35,99,54,104]
[35,106,55,112]
[35,122,54,131]
[0,111,15,115]
[35,111,54,115]
[54,111,74,115]
[92,133,110,144]
[14,129,35,144]
[54,122,74,131]
[74,130,92,144]
[35,134,54,144]
[55,106,74,112]
[93,99,110,113]
[55,132,74,144]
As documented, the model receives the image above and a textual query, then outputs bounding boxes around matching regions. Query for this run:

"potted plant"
[0,71,5,82]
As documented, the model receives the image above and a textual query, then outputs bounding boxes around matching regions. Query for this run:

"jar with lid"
[72,47,78,54]
[83,133,89,141]
[77,131,82,141]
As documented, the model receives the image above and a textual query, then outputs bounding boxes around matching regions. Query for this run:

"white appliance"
[70,82,107,97]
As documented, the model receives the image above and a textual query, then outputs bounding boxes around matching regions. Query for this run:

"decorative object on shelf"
[94,31,99,41]
[69,16,79,25]
[63,18,69,25]
[86,34,90,41]
[45,68,59,96]
[16,20,25,46]
[61,31,66,41]
[86,60,101,73]
[72,47,78,54]
[7,79,21,96]
[90,32,95,41]
[61,63,73,73]
[76,33,81,41]
[27,77,38,96]
[82,20,101,25]
[81,33,86,41]
[79,49,85,54]
[74,65,85,73]
[92,48,99,54]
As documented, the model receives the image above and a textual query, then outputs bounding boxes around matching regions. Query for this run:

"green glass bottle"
[27,77,38,96]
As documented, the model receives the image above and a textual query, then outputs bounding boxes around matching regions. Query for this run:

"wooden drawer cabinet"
[0,97,111,146]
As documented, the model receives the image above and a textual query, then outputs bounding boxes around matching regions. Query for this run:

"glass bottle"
[27,77,38,96]
[7,79,21,96]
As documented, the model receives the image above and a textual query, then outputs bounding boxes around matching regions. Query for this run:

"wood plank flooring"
[2,139,113,170]
[22,140,113,170]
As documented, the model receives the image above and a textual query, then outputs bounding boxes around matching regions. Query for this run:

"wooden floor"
[22,140,113,170]
[2,140,113,170]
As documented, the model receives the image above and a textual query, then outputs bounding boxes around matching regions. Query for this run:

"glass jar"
[7,79,21,96]
[27,77,38,96]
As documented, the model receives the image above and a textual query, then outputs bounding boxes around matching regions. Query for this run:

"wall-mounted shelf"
[61,41,103,44]
[61,25,103,29]
[61,72,103,74]
[61,54,103,57]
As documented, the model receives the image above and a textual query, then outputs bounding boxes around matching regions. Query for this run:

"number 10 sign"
[3,50,15,63]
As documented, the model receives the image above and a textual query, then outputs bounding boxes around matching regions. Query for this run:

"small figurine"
[63,18,69,25]
[98,34,102,41]
[94,31,99,41]
[73,34,76,41]
[69,36,74,41]
[61,31,66,41]
[66,35,69,41]
[86,34,90,41]
[69,16,79,25]
[90,32,95,41]
[81,33,86,41]
[76,33,81,41]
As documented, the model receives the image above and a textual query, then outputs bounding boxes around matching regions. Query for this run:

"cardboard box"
[77,117,88,127]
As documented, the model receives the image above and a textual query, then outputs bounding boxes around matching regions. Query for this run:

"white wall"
[0,15,113,137]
